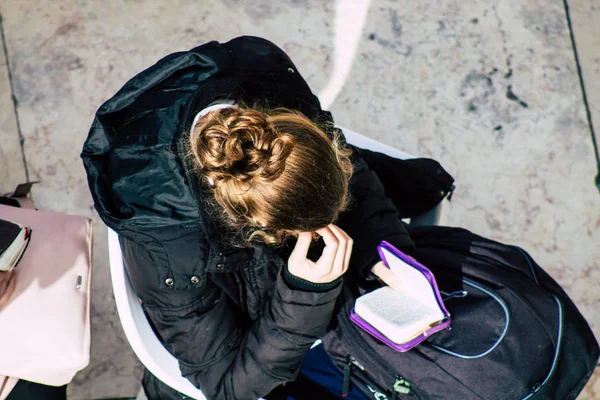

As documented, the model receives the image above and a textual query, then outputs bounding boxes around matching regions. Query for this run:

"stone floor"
[0,0,599,398]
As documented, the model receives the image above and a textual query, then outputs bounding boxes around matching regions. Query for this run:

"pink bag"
[0,203,92,396]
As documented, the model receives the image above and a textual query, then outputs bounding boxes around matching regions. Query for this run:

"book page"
[355,287,442,343]
[381,248,444,320]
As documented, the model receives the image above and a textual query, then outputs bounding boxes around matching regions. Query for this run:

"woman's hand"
[287,224,353,284]
[371,261,404,291]
[0,271,16,311]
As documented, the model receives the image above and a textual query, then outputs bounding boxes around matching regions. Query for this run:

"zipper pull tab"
[441,290,468,301]
[393,377,411,398]
[342,356,353,397]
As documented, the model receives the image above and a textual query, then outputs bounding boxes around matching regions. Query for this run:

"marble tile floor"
[0,0,598,398]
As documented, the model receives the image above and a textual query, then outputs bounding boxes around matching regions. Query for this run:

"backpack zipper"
[520,295,564,399]
[430,278,510,359]
[350,357,390,395]
[433,249,564,399]
[514,245,565,399]
[342,356,418,399]
[440,290,467,301]
[339,287,423,398]
[439,290,467,332]
[342,356,352,397]
[391,377,412,400]
[510,249,566,399]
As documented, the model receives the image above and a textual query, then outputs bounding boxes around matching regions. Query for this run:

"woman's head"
[188,106,353,246]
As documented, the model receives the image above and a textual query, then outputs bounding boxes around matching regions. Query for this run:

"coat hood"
[81,36,326,234]
[81,45,225,231]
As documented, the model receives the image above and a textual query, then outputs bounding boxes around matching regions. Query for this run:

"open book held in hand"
[350,241,451,352]
[0,218,32,272]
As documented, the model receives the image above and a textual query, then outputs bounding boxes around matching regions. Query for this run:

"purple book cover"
[349,241,451,352]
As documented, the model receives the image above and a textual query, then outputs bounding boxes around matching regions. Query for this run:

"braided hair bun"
[192,108,295,188]
[189,106,353,246]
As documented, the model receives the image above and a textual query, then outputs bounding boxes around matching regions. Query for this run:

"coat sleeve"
[335,144,416,280]
[355,148,455,218]
[120,236,341,400]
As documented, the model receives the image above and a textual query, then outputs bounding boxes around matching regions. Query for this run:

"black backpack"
[325,226,599,400]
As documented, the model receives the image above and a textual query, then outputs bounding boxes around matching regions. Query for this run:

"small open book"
[0,218,32,272]
[350,241,451,352]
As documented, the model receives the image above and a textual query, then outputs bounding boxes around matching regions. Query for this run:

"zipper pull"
[342,356,353,397]
[393,376,411,398]
[441,290,468,301]
[350,358,365,370]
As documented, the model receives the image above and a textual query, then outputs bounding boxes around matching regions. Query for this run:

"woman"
[82,36,453,399]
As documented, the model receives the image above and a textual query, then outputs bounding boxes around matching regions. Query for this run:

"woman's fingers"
[372,261,403,291]
[335,225,353,272]
[345,236,353,272]
[0,271,11,285]
[314,226,338,270]
[287,225,353,284]
[328,224,351,274]
[289,231,313,263]
[0,272,16,311]
[0,272,12,295]
[329,226,346,277]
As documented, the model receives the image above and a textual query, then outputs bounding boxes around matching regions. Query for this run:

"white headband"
[191,103,237,187]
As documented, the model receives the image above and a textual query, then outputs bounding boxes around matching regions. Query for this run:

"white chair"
[107,127,450,400]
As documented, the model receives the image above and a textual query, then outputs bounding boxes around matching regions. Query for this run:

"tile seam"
[0,13,30,183]
[562,0,600,193]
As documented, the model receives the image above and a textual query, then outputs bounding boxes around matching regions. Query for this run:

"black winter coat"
[81,36,454,399]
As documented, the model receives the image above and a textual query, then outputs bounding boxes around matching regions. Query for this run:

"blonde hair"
[188,106,354,246]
